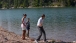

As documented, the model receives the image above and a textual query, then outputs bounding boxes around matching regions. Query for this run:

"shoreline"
[0,6,76,10]
[0,26,76,43]
[0,26,33,43]
[0,6,65,9]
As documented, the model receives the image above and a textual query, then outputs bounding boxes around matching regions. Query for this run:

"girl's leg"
[22,30,26,40]
[26,29,29,38]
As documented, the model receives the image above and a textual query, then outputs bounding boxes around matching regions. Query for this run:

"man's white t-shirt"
[37,17,43,27]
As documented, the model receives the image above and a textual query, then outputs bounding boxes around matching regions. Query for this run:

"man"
[35,14,48,43]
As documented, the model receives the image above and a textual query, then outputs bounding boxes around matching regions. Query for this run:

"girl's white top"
[21,17,27,29]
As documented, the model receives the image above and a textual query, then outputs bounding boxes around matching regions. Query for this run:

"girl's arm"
[22,17,26,26]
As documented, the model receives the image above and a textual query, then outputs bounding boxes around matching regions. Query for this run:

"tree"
[14,0,18,8]
[70,0,76,6]
[39,0,44,6]
[23,0,29,7]
[0,2,2,8]
[32,0,39,7]
[0,0,76,9]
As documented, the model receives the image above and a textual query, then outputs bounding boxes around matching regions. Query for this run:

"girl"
[26,18,30,38]
[21,14,27,40]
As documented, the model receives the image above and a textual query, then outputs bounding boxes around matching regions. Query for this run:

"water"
[0,7,76,42]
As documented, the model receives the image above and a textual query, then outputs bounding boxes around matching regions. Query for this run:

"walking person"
[26,18,30,38]
[21,14,27,40]
[35,14,48,43]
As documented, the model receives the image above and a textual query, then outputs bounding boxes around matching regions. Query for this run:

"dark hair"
[41,14,45,17]
[23,14,27,16]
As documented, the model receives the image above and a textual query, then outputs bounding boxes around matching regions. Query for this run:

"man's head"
[41,14,45,19]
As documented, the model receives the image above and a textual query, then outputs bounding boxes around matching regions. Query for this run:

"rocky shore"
[0,26,33,43]
[0,26,76,43]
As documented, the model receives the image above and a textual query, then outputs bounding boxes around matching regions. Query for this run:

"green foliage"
[0,0,76,8]
[32,0,39,7]
[14,0,18,8]
[39,0,44,6]
[0,2,2,8]
[64,0,70,6]
[23,0,29,7]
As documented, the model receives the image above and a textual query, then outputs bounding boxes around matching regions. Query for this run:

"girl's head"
[23,14,27,18]
[28,18,30,21]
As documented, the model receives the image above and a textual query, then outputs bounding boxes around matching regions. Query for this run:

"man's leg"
[41,27,46,41]
[37,27,42,41]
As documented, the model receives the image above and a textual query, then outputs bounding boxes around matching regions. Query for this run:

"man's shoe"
[43,40,48,43]
[34,40,38,43]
